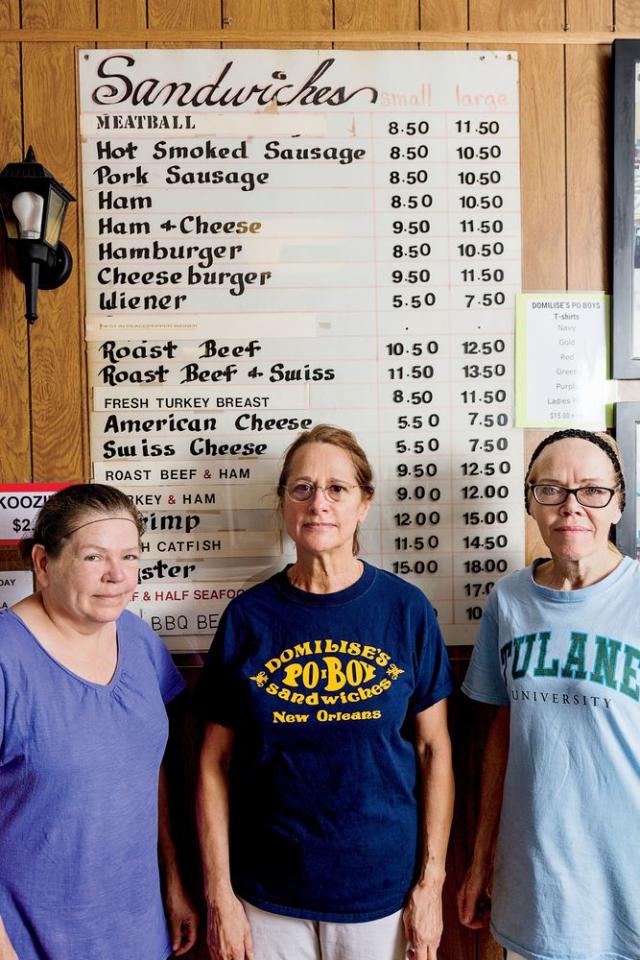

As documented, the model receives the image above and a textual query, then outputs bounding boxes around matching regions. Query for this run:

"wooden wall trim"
[0,9,627,959]
[0,28,636,43]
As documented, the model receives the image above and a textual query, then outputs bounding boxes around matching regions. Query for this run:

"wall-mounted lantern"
[0,146,75,324]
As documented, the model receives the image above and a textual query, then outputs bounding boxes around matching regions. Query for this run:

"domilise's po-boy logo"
[250,637,405,707]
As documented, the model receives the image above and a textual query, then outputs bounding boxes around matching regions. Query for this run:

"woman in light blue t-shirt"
[0,483,198,960]
[458,429,639,960]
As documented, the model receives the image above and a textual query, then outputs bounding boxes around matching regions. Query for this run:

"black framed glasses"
[285,481,362,503]
[528,483,619,508]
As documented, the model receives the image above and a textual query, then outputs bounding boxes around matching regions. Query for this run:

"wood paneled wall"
[0,2,634,958]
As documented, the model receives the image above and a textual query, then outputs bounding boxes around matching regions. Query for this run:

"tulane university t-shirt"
[198,562,454,922]
[463,557,640,960]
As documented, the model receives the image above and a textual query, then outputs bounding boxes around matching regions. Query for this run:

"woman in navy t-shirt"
[197,425,454,960]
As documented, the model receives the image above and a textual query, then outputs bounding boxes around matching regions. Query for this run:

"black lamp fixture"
[0,146,75,323]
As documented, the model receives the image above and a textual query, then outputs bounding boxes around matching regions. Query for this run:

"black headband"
[524,429,626,513]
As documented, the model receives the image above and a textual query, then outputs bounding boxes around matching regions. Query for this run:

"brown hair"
[277,424,375,555]
[20,483,145,566]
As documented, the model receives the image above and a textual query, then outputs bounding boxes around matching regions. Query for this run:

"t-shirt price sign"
[79,48,524,650]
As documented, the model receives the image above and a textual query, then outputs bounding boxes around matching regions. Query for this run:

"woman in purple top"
[0,483,198,960]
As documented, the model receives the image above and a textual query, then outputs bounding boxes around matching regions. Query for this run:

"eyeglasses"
[528,483,619,508]
[285,481,362,503]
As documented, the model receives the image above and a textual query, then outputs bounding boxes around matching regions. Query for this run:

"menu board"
[79,49,524,650]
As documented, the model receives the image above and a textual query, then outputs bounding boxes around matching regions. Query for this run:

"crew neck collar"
[529,555,633,601]
[275,560,376,606]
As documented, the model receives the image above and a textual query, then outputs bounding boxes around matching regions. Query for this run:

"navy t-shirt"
[198,562,454,922]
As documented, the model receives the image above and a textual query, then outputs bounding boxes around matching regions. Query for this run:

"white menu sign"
[0,571,33,610]
[79,49,524,650]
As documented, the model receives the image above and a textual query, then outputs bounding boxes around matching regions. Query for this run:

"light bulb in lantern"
[12,191,44,239]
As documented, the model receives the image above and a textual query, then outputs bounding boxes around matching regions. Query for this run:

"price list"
[79,49,524,648]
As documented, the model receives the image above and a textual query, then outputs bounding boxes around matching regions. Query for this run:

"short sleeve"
[411,600,455,713]
[136,618,185,704]
[0,666,5,757]
[194,603,246,727]
[461,593,509,706]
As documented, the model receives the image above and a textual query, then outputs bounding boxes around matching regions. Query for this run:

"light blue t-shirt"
[0,608,185,960]
[462,557,640,960]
